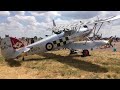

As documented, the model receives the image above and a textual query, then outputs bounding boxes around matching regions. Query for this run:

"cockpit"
[53,30,62,34]
[83,25,88,28]
[53,24,90,37]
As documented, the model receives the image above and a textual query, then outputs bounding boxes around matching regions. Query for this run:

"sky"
[0,11,120,38]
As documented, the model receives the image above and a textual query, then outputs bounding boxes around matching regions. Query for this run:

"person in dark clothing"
[116,37,118,42]
[31,38,34,44]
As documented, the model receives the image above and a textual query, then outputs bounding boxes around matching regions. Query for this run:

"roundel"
[46,42,53,51]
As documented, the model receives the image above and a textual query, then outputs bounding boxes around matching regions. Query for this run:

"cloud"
[30,11,61,22]
[29,11,48,16]
[7,15,38,26]
[0,11,120,38]
[100,11,120,17]
[0,11,10,16]
[0,21,24,38]
[0,14,51,38]
[15,11,25,15]
[59,11,100,19]
[98,25,120,37]
[58,11,120,25]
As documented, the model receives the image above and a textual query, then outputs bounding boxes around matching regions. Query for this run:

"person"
[31,38,34,44]
[113,44,117,52]
[91,48,93,51]
[34,36,37,42]
[26,38,29,45]
[116,37,118,42]
[0,37,1,46]
[108,36,113,47]
[5,35,9,37]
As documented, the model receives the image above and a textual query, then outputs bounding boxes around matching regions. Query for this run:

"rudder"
[0,37,24,60]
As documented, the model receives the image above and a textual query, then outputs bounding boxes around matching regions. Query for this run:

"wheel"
[70,49,77,54]
[82,49,89,56]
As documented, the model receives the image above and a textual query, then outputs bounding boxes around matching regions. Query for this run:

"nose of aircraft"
[96,40,109,46]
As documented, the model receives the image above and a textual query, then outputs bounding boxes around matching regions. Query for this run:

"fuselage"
[25,27,92,55]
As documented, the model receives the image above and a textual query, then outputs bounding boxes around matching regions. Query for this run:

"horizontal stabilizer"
[9,47,30,59]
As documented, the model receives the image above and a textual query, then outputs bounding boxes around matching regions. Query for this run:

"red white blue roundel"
[46,43,53,51]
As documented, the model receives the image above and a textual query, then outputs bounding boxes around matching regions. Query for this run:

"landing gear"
[21,52,26,61]
[69,49,90,57]
[70,49,77,54]
[81,49,90,57]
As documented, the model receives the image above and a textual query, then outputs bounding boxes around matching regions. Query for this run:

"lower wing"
[64,40,108,50]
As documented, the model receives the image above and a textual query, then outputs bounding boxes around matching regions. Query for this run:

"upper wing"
[86,15,120,25]
[105,15,120,21]
[64,40,108,50]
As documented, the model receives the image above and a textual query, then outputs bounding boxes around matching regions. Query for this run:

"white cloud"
[30,11,48,16]
[0,21,24,38]
[44,11,61,22]
[0,11,10,16]
[99,25,120,37]
[59,11,100,19]
[15,11,25,15]
[0,14,51,38]
[30,11,61,22]
[0,11,120,38]
[7,15,38,26]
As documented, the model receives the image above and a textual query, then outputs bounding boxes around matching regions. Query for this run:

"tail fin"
[0,37,24,60]
[53,19,56,27]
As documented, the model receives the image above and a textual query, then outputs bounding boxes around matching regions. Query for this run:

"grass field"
[0,42,120,79]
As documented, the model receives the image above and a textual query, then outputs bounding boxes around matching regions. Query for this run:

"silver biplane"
[1,15,120,61]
